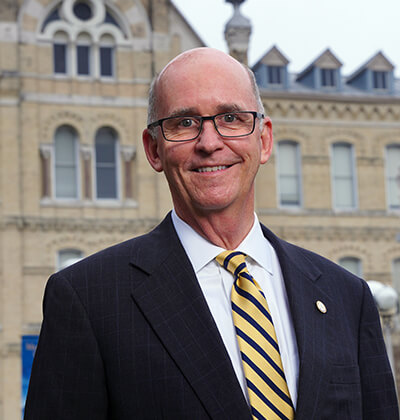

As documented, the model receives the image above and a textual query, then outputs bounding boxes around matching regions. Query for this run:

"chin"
[193,198,236,213]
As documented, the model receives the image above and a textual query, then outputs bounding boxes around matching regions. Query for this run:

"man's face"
[143,49,272,224]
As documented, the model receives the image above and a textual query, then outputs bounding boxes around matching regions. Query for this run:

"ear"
[259,116,273,165]
[142,128,164,172]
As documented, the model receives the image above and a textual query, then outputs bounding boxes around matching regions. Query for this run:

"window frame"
[76,43,91,77]
[385,144,400,210]
[393,258,400,294]
[94,127,120,201]
[53,42,68,74]
[52,31,69,76]
[267,65,283,86]
[276,140,303,208]
[321,68,336,88]
[331,142,358,211]
[372,70,388,90]
[53,125,80,200]
[99,45,115,78]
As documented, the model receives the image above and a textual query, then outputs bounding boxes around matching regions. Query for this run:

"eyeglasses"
[147,111,264,142]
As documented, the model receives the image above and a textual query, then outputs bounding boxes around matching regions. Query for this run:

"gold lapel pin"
[316,300,327,314]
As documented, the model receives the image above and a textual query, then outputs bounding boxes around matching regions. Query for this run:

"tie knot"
[216,250,248,278]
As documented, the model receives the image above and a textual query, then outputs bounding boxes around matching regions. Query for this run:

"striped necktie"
[216,250,294,420]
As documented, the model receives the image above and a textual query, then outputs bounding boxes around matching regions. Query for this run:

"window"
[332,143,357,209]
[100,47,113,76]
[53,32,68,75]
[54,44,67,74]
[321,68,336,87]
[339,257,362,277]
[268,66,283,85]
[393,259,400,293]
[76,33,91,76]
[95,127,118,199]
[373,71,388,89]
[73,1,93,20]
[77,45,90,75]
[99,35,115,77]
[277,141,302,207]
[43,2,126,80]
[54,125,79,199]
[58,249,83,271]
[385,145,400,209]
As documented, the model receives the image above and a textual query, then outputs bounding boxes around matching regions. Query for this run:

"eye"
[223,113,237,123]
[180,118,194,128]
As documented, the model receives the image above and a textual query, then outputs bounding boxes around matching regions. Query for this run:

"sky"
[171,0,400,77]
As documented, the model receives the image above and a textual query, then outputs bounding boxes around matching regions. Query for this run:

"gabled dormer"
[253,46,289,89]
[346,51,395,94]
[296,49,342,91]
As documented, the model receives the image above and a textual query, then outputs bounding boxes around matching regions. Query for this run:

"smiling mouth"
[194,165,230,173]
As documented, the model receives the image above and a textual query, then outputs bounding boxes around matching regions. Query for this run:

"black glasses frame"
[147,111,264,142]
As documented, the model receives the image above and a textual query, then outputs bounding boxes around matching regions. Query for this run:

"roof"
[296,49,342,81]
[253,45,290,68]
[257,71,400,100]
[347,51,395,82]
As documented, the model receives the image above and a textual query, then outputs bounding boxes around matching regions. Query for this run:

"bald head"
[147,48,264,133]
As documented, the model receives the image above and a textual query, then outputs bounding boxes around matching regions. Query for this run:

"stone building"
[0,0,204,418]
[252,45,400,394]
[0,0,399,418]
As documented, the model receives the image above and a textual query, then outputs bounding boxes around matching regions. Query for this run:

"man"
[25,48,398,419]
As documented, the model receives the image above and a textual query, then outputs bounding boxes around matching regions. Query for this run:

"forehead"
[156,52,256,117]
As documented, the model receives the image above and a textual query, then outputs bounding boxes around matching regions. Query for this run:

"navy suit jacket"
[24,213,398,419]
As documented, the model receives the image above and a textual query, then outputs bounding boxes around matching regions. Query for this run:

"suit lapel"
[262,225,335,420]
[129,214,251,419]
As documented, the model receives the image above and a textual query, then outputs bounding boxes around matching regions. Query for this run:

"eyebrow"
[167,104,245,119]
[168,107,198,118]
[215,103,243,113]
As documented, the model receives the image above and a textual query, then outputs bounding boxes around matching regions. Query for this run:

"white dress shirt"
[171,210,299,407]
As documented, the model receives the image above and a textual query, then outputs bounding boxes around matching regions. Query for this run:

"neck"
[175,202,255,250]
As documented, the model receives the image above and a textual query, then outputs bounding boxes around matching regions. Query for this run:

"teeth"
[196,166,228,173]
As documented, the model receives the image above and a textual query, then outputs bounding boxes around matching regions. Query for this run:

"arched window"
[331,143,357,209]
[54,125,79,199]
[57,249,83,271]
[99,34,115,77]
[385,145,400,210]
[277,141,302,207]
[53,31,68,74]
[339,257,362,277]
[41,1,129,79]
[76,33,91,76]
[95,127,118,199]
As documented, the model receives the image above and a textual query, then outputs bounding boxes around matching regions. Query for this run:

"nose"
[194,119,223,154]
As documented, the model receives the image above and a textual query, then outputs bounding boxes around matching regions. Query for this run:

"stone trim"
[2,216,158,234]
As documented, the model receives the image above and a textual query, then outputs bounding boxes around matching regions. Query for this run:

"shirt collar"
[171,209,272,275]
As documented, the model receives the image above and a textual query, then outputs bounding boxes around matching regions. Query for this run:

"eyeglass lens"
[162,112,255,141]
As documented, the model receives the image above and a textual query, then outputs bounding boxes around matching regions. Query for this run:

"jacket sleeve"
[24,274,109,420]
[359,280,399,420]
